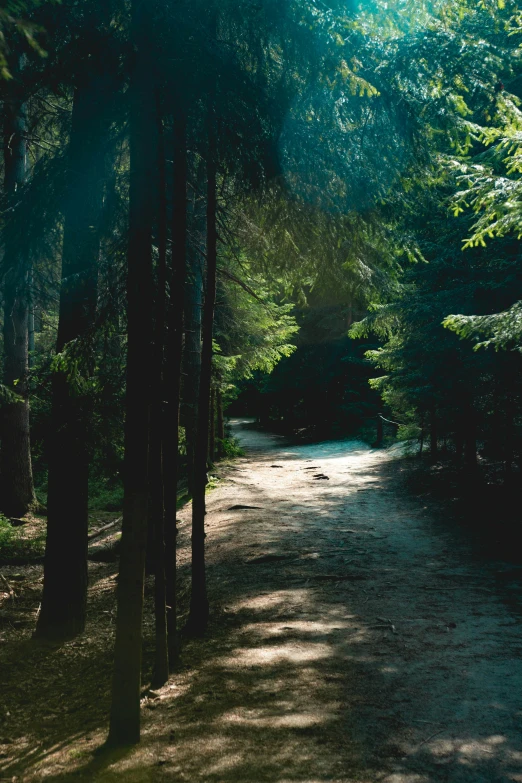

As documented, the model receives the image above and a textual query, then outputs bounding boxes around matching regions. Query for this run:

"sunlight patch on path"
[218,641,333,667]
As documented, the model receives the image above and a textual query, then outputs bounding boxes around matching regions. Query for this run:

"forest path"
[166,419,522,783]
[5,420,522,782]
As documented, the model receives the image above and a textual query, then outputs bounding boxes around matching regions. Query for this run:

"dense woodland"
[1,0,522,752]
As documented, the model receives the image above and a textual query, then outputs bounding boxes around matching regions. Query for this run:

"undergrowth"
[89,479,124,512]
[218,436,245,458]
[0,514,46,563]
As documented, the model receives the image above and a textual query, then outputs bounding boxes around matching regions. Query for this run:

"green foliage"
[5,0,522,528]
[443,301,522,351]
[0,514,14,549]
[0,382,23,406]
[0,1,56,79]
[215,272,299,379]
[217,437,245,459]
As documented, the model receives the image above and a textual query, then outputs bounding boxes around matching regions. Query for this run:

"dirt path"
[3,420,522,782]
[172,420,522,783]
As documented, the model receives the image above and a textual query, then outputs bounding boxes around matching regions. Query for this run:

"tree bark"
[28,271,35,369]
[375,415,383,448]
[504,392,515,485]
[455,427,463,460]
[108,0,156,745]
[35,67,111,640]
[429,405,438,458]
[209,385,216,463]
[163,109,188,666]
[182,156,205,496]
[217,387,225,457]
[464,403,477,471]
[1,55,36,519]
[149,101,169,689]
[186,112,217,637]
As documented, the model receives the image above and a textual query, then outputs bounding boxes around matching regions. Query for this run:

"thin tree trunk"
[490,380,503,459]
[464,404,477,470]
[504,393,514,484]
[209,385,216,463]
[108,0,156,745]
[182,156,205,496]
[186,108,217,637]
[375,415,383,448]
[1,55,36,518]
[217,387,225,457]
[346,300,353,330]
[28,271,35,369]
[35,69,110,640]
[164,109,188,666]
[430,405,438,458]
[455,427,463,460]
[150,101,169,689]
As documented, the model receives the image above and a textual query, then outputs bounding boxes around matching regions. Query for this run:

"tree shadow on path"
[4,424,522,781]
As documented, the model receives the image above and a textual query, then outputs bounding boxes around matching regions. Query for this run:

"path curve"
[171,419,522,782]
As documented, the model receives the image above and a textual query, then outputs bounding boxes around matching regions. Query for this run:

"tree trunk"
[186,112,217,637]
[1,55,36,518]
[209,385,216,463]
[108,0,156,745]
[504,393,515,484]
[164,109,188,666]
[464,404,477,470]
[217,387,225,457]
[35,68,111,640]
[429,405,438,458]
[28,271,35,369]
[375,415,383,448]
[182,156,205,496]
[455,427,463,460]
[150,101,169,689]
[489,380,503,459]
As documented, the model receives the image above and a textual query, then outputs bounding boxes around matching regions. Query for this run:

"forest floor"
[2,419,522,782]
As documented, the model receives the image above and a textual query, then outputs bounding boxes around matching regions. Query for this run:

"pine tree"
[1,49,36,519]
[108,0,156,745]
[35,50,117,640]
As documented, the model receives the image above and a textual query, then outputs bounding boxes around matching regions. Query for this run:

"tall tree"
[163,106,188,664]
[149,98,169,688]
[186,102,216,637]
[35,39,117,639]
[182,155,205,496]
[1,50,36,519]
[108,0,156,745]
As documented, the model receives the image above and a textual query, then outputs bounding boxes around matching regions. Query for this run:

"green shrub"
[0,514,14,550]
[218,437,244,458]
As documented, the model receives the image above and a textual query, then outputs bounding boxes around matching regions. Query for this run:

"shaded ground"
[2,419,522,781]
